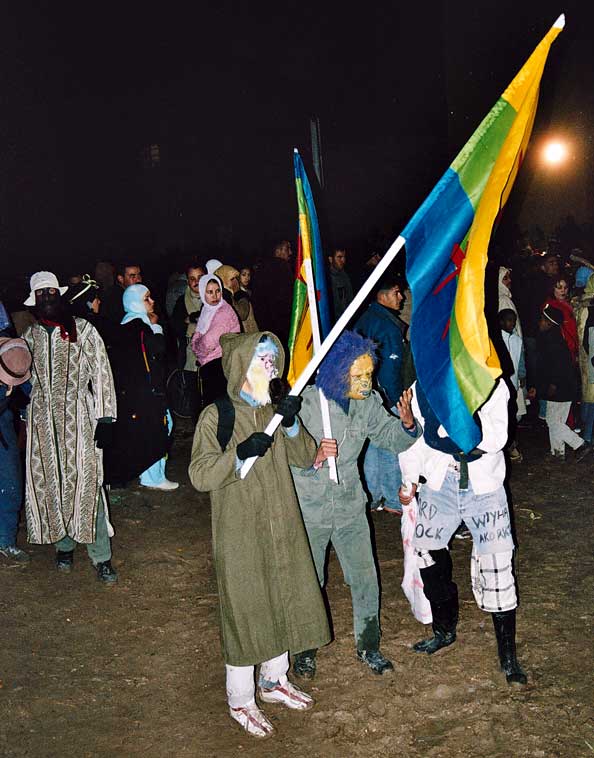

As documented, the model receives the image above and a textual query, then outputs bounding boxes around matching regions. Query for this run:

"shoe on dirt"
[0,545,30,563]
[356,649,394,675]
[229,702,274,738]
[413,629,456,655]
[140,479,179,491]
[95,560,118,584]
[258,679,314,710]
[292,650,317,679]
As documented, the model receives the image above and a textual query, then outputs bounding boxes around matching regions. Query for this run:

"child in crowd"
[499,309,526,462]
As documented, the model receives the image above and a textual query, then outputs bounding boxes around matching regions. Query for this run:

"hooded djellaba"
[189,331,330,667]
[103,284,170,485]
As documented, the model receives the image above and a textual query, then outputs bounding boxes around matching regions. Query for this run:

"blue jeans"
[0,403,22,546]
[363,444,402,512]
[414,469,514,555]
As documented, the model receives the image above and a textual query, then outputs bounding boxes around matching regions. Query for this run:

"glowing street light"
[543,140,568,165]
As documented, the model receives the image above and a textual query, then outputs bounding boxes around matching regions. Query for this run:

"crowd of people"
[1,240,592,739]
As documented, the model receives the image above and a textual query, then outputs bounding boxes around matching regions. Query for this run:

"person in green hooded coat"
[189,331,331,739]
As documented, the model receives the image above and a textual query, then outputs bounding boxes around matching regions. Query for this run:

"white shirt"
[398,380,510,495]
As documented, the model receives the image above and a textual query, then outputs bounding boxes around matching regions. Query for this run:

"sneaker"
[356,649,394,675]
[370,497,385,512]
[258,679,314,710]
[229,703,274,739]
[0,545,30,563]
[140,479,179,491]
[55,550,74,572]
[95,560,118,584]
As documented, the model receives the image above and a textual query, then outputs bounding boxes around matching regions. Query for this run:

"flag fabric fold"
[402,15,564,453]
[287,150,332,386]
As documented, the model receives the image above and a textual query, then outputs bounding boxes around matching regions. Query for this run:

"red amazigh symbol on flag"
[432,242,467,341]
[433,243,466,296]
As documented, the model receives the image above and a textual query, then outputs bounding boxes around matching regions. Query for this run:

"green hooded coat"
[189,331,330,666]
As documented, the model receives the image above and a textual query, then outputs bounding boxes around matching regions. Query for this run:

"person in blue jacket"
[355,272,409,513]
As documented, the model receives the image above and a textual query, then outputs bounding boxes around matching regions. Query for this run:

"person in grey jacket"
[291,331,420,678]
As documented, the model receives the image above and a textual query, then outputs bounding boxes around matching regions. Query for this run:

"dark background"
[1,1,592,279]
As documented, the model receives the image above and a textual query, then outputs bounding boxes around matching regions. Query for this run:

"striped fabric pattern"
[403,16,564,452]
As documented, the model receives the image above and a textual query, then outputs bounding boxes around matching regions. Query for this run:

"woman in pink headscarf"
[191,275,240,406]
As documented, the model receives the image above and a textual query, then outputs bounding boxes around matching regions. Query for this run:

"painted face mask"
[35,288,63,321]
[243,338,279,406]
[346,353,374,400]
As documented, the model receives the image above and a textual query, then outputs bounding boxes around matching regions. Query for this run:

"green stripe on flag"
[452,98,517,211]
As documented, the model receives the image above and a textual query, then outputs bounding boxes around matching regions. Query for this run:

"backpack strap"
[214,394,235,452]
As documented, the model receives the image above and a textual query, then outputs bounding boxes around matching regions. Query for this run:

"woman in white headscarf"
[191,275,240,406]
[104,284,178,490]
[498,267,522,337]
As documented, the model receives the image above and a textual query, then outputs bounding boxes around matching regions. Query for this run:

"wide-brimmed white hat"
[24,271,68,306]
[0,337,32,386]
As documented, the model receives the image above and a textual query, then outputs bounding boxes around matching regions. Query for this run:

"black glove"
[94,420,115,449]
[236,432,273,460]
[276,394,302,427]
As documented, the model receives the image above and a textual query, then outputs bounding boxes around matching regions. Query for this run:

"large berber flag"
[287,150,332,386]
[403,15,564,453]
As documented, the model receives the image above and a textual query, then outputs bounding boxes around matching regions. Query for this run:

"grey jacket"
[292,386,420,527]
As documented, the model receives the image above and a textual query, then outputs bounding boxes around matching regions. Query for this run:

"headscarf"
[206,258,223,275]
[215,264,240,292]
[196,275,224,335]
[121,284,162,334]
[498,267,511,295]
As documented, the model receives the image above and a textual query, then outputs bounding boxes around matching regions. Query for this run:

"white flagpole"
[240,234,407,478]
[302,258,338,483]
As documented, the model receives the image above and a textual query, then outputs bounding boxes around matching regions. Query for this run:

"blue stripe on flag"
[404,168,481,452]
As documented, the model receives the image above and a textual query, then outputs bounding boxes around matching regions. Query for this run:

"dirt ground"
[1,419,593,758]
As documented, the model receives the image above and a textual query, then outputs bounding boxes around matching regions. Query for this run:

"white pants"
[546,401,583,454]
[226,651,289,708]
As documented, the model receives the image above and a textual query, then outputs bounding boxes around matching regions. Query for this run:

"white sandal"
[229,703,275,738]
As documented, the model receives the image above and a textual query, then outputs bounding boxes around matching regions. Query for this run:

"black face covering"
[35,289,64,321]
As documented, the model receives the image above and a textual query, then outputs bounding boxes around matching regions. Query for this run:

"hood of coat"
[220,331,285,402]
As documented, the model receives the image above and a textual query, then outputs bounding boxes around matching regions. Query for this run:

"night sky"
[1,1,592,279]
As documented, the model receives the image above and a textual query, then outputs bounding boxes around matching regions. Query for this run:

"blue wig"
[315,330,377,412]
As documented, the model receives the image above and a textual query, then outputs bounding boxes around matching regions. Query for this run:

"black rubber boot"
[492,610,527,685]
[292,649,317,679]
[356,616,394,675]
[413,549,458,655]
[413,595,458,654]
